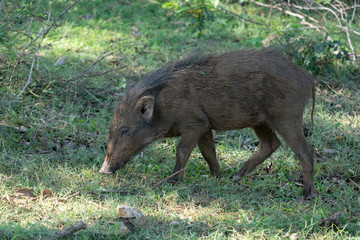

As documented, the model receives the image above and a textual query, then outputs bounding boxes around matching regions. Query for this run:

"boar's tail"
[311,86,316,126]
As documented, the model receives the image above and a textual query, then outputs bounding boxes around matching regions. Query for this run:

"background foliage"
[0,0,359,239]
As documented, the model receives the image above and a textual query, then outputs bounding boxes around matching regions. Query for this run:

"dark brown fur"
[100,48,316,199]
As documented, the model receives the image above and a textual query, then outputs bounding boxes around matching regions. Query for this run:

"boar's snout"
[99,165,115,175]
[99,155,120,175]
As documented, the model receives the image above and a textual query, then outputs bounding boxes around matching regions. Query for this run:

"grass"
[1,0,359,239]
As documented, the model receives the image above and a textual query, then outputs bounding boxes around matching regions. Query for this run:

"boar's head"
[100,93,157,174]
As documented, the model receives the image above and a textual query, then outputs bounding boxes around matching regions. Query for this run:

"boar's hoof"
[212,172,222,179]
[303,190,315,200]
[167,176,181,184]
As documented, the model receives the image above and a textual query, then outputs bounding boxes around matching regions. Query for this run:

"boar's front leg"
[167,131,204,183]
[198,130,221,177]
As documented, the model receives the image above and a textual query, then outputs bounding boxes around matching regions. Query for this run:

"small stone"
[323,149,337,155]
[18,126,27,133]
[290,233,299,240]
[117,205,144,222]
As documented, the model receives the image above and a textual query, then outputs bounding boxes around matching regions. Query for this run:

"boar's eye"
[121,126,131,137]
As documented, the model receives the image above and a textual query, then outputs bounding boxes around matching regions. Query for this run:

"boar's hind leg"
[198,130,221,177]
[275,122,314,199]
[234,124,280,181]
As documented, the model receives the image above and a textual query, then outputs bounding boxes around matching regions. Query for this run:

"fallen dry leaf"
[42,189,53,198]
[15,188,35,198]
[4,188,38,204]
[336,135,345,141]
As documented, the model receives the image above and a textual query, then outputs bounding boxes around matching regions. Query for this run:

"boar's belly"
[206,108,265,131]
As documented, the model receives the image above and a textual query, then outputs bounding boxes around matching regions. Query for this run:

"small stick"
[268,0,274,27]
[100,189,133,194]
[42,0,81,37]
[152,168,188,188]
[58,192,80,202]
[219,7,263,25]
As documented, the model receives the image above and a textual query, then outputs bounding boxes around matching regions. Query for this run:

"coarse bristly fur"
[129,52,213,99]
[102,47,316,199]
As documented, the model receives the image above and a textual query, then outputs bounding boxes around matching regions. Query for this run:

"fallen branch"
[251,0,324,33]
[0,221,86,240]
[56,221,86,239]
[250,0,358,61]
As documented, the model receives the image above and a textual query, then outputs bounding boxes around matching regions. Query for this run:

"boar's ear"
[136,96,155,122]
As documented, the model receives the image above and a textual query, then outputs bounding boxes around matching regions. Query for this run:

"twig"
[152,167,188,188]
[251,0,358,61]
[58,191,80,202]
[0,221,86,240]
[219,6,262,25]
[71,65,127,84]
[67,43,143,83]
[251,0,323,32]
[56,221,86,239]
[99,189,135,194]
[17,46,37,97]
[268,0,274,27]
[17,11,51,97]
[13,0,80,96]
[42,0,80,37]
[66,42,118,82]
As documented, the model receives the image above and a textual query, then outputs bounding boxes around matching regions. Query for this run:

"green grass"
[1,0,359,239]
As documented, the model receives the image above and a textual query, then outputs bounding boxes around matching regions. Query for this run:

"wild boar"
[100,48,316,199]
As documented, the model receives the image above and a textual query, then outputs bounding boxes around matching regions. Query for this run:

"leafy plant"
[162,0,216,37]
[268,25,351,75]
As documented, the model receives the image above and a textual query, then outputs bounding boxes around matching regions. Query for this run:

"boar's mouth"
[100,137,154,175]
[99,164,117,175]
[99,155,127,175]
